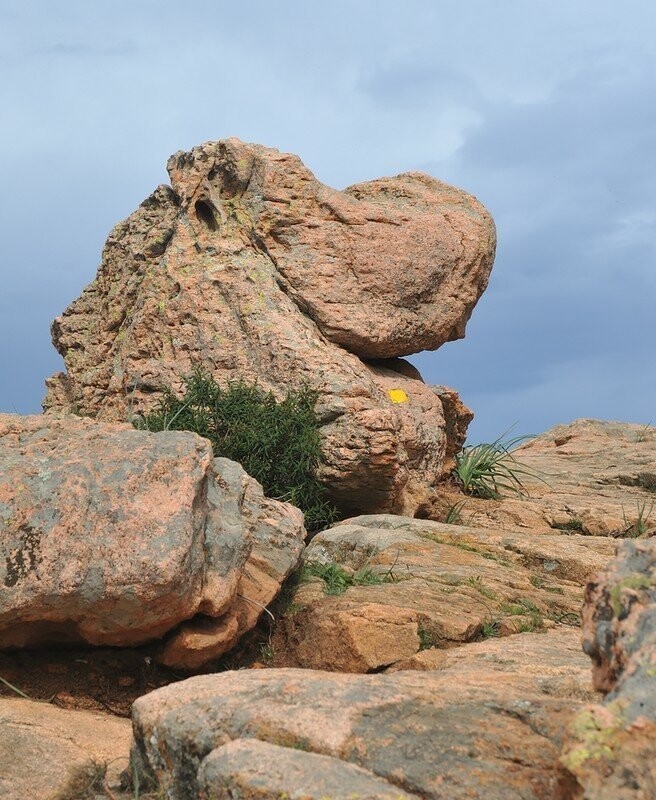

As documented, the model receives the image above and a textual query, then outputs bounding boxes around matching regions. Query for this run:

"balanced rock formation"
[561,538,656,798]
[272,514,616,672]
[0,413,304,668]
[44,138,495,515]
[130,633,594,800]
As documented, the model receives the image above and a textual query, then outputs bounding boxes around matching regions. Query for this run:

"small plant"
[417,621,438,650]
[636,422,653,443]
[480,619,501,638]
[136,370,339,532]
[259,642,275,665]
[301,563,352,595]
[301,561,392,595]
[466,575,497,600]
[551,517,585,533]
[453,431,544,500]
[500,598,544,633]
[622,499,655,538]
[513,615,545,634]
[444,500,467,525]
[500,598,541,616]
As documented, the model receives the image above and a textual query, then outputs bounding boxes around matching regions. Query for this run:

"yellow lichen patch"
[387,388,409,404]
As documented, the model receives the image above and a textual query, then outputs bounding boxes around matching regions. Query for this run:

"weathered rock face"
[560,538,656,798]
[44,138,494,515]
[272,514,616,673]
[130,631,594,800]
[0,698,132,800]
[429,418,656,536]
[0,414,304,667]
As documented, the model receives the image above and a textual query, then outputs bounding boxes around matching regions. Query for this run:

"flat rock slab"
[431,419,656,537]
[0,697,132,800]
[273,514,615,672]
[131,629,592,800]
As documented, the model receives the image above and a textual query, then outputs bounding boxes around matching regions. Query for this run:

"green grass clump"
[454,431,543,500]
[551,518,585,532]
[137,370,338,532]
[480,619,501,638]
[622,499,655,538]
[417,621,438,650]
[301,561,392,596]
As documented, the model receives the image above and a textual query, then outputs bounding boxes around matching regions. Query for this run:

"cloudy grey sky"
[1,0,654,442]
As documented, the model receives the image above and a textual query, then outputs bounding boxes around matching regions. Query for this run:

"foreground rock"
[430,419,656,537]
[44,138,495,515]
[560,538,656,798]
[0,698,131,800]
[0,414,304,668]
[272,514,615,672]
[130,630,592,800]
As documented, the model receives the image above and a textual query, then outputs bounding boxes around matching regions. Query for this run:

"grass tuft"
[453,431,545,500]
[300,561,392,596]
[622,499,655,538]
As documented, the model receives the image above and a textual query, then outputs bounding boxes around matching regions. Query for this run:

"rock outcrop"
[0,413,304,668]
[44,138,495,515]
[272,514,616,672]
[430,418,656,536]
[560,538,656,798]
[130,633,593,800]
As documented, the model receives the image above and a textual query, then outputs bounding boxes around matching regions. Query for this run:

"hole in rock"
[194,199,218,231]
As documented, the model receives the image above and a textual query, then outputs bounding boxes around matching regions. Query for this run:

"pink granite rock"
[0,414,304,667]
[44,138,493,516]
[130,632,593,800]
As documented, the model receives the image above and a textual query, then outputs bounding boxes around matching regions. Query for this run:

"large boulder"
[560,538,656,798]
[0,413,304,668]
[130,631,594,800]
[43,138,495,515]
[272,514,616,672]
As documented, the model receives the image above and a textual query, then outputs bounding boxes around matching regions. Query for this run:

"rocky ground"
[2,141,655,799]
[2,418,655,799]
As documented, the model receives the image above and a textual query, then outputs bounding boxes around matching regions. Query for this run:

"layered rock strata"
[44,138,495,515]
[272,514,616,672]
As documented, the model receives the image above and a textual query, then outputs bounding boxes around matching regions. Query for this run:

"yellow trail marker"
[387,388,409,404]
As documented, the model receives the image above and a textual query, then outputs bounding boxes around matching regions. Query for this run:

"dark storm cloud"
[410,46,655,439]
[0,0,654,441]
